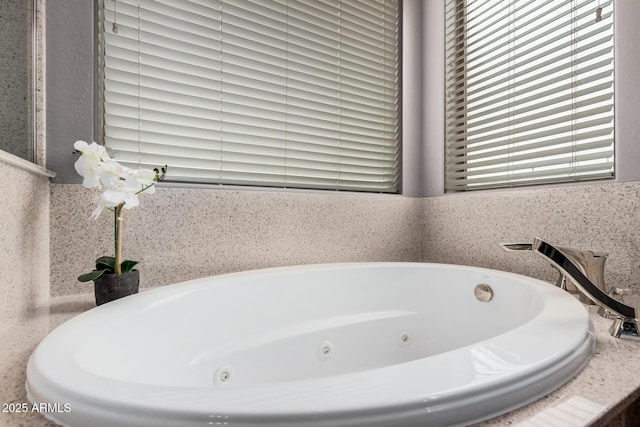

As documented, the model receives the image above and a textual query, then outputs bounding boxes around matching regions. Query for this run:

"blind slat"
[99,0,400,192]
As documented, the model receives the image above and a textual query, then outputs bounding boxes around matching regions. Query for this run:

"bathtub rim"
[26,262,595,427]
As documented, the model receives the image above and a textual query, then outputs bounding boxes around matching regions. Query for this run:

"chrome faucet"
[501,238,640,341]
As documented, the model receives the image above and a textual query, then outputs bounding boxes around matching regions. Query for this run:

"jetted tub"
[26,263,594,427]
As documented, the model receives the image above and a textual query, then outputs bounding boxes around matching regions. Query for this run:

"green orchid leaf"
[78,269,106,282]
[95,256,116,272]
[120,260,139,273]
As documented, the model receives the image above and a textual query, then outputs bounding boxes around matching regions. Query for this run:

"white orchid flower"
[74,140,110,163]
[90,179,140,219]
[90,196,110,220]
[96,175,140,213]
[133,169,157,194]
[75,158,102,189]
[74,140,163,219]
[97,159,132,188]
[74,141,111,189]
[101,188,140,210]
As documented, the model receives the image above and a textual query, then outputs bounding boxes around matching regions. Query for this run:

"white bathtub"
[27,263,594,427]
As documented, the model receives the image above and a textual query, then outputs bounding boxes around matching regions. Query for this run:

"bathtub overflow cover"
[474,284,494,302]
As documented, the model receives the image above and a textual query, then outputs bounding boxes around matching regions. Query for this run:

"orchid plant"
[73,140,167,282]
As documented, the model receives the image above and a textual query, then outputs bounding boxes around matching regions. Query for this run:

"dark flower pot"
[94,270,140,306]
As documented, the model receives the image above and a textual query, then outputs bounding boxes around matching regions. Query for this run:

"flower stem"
[114,204,124,274]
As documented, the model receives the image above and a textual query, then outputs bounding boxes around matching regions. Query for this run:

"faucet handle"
[606,288,640,341]
[610,319,640,341]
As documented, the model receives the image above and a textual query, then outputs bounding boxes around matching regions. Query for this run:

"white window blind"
[99,0,400,193]
[445,0,614,192]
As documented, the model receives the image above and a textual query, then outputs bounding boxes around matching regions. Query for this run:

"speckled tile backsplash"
[50,184,423,296]
[421,182,640,293]
[50,181,640,297]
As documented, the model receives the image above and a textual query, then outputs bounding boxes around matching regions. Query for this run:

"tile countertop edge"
[593,389,640,427]
[1,295,639,427]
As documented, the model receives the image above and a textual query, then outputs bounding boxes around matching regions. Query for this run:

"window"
[445,0,614,192]
[99,0,400,193]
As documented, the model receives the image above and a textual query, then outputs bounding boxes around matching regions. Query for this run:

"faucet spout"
[531,238,636,320]
[501,238,639,341]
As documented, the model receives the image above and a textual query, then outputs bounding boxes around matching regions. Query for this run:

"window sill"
[156,181,402,197]
[0,149,56,178]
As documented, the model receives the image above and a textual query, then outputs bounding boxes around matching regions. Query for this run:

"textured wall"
[0,162,50,329]
[0,0,33,161]
[50,181,640,298]
[50,184,423,296]
[421,182,640,293]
